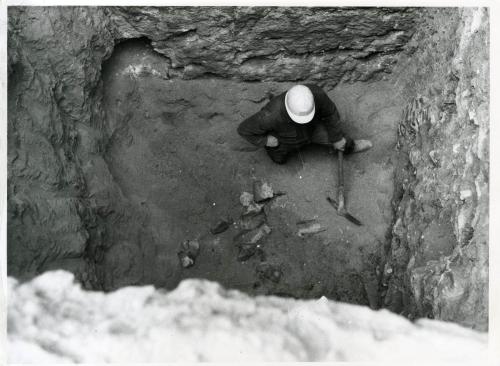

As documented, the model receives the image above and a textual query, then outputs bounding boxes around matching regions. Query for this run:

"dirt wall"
[7,7,116,285]
[382,7,489,330]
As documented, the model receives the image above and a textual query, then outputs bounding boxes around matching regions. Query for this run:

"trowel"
[327,150,363,226]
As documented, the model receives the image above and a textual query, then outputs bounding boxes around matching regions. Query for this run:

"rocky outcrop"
[381,8,489,331]
[7,6,417,287]
[7,270,487,362]
[109,7,417,84]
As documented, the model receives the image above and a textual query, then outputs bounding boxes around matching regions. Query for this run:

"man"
[237,84,372,164]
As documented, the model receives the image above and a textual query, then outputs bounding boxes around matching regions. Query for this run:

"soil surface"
[102,39,403,306]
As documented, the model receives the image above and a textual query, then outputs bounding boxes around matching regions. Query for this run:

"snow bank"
[7,270,487,362]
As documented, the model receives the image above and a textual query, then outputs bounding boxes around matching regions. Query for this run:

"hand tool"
[327,150,363,226]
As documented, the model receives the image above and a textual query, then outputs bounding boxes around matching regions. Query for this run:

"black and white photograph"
[1,0,497,363]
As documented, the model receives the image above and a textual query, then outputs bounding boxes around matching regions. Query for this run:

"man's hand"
[266,135,279,147]
[333,137,347,151]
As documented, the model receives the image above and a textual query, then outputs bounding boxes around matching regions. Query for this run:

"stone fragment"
[237,244,257,262]
[296,220,326,237]
[239,191,254,207]
[178,253,194,268]
[253,180,274,202]
[429,150,440,167]
[237,243,266,263]
[235,224,272,245]
[210,219,232,235]
[409,149,421,167]
[363,275,381,310]
[392,218,404,237]
[460,189,472,200]
[244,202,264,215]
[460,224,474,247]
[178,239,200,268]
[237,240,266,262]
[239,211,266,231]
[181,239,200,258]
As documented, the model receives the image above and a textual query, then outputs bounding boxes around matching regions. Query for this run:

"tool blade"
[326,197,363,226]
[343,212,363,226]
[326,196,339,210]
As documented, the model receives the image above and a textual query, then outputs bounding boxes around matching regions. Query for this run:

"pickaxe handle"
[327,148,363,226]
[337,150,345,212]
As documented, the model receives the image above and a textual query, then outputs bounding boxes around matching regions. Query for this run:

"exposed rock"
[235,223,272,246]
[459,189,472,201]
[382,8,489,330]
[237,244,263,262]
[179,239,201,268]
[428,150,439,167]
[109,7,418,84]
[210,219,232,234]
[296,219,325,237]
[239,191,254,207]
[239,211,267,231]
[244,202,265,215]
[253,179,274,202]
[234,183,277,262]
[7,271,487,362]
[178,254,194,268]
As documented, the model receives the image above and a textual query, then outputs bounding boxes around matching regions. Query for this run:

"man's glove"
[266,135,279,147]
[333,137,347,151]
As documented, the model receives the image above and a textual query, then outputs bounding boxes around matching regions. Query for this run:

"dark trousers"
[265,124,354,164]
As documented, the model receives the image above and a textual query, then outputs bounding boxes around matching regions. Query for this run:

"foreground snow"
[8,270,487,362]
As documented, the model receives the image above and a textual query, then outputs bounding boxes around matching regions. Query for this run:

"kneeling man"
[237,84,372,164]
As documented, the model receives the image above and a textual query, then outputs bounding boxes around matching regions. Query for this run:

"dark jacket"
[237,84,345,150]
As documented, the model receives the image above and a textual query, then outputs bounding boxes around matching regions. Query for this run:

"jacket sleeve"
[237,105,276,147]
[310,85,345,143]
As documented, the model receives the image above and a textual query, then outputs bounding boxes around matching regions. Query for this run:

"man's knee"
[269,154,288,164]
[266,147,289,164]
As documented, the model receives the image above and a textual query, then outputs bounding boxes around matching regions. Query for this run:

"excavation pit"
[7,7,489,333]
[95,38,402,306]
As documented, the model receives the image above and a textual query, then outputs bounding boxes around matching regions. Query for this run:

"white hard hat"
[285,85,315,124]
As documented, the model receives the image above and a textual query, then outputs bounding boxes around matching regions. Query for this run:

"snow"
[7,270,487,362]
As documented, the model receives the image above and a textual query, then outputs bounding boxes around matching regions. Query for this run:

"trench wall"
[382,7,489,331]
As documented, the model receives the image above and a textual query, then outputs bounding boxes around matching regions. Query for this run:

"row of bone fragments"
[178,179,323,283]
[234,180,275,262]
[177,180,277,268]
